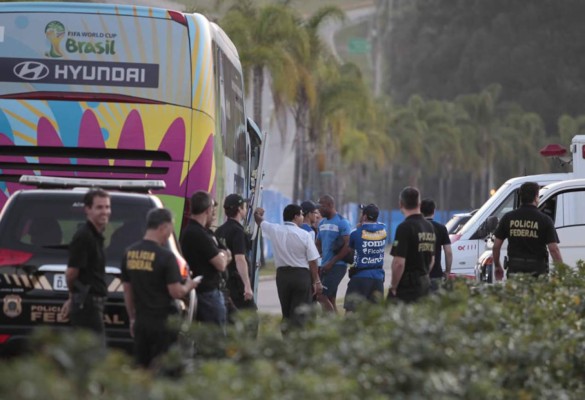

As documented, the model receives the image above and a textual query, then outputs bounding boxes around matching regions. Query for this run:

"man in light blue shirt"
[316,195,351,313]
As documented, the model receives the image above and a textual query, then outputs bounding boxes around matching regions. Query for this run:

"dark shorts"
[390,275,430,303]
[70,295,106,339]
[507,257,548,277]
[133,317,178,369]
[344,277,384,311]
[226,275,258,311]
[320,264,348,297]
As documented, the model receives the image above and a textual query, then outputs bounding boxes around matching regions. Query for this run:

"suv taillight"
[0,249,33,267]
[176,254,189,279]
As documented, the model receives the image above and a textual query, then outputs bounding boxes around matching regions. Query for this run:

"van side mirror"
[476,216,499,238]
[486,216,499,233]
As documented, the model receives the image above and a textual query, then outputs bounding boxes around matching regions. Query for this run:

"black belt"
[277,266,307,269]
[509,257,545,262]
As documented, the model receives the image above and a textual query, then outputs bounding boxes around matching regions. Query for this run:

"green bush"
[3,267,585,399]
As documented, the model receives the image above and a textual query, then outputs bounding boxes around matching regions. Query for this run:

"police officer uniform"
[67,221,107,334]
[494,204,559,277]
[121,239,183,368]
[389,214,436,302]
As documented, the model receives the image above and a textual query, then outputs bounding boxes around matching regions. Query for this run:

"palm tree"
[455,84,502,202]
[308,62,373,202]
[287,5,345,202]
[499,105,547,177]
[221,1,302,130]
[424,100,464,210]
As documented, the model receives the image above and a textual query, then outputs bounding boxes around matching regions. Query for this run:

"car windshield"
[0,192,155,267]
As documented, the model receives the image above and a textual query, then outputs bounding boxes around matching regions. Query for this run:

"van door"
[540,189,585,267]
[452,189,518,275]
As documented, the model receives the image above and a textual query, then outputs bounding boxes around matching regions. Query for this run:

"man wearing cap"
[180,191,231,329]
[300,200,319,241]
[344,204,387,312]
[215,194,257,330]
[421,199,452,292]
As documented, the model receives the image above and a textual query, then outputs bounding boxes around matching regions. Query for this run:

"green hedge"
[3,265,585,399]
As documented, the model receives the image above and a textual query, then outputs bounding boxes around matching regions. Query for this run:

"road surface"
[257,251,393,315]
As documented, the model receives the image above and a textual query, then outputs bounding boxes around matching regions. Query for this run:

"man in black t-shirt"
[389,187,436,303]
[63,189,111,339]
[180,191,231,329]
[421,199,452,292]
[121,208,198,369]
[215,194,257,328]
[493,181,563,278]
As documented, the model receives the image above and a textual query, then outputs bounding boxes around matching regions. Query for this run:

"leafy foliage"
[385,0,585,133]
[3,268,585,398]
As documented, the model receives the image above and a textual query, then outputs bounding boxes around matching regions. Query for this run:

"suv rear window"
[0,192,156,267]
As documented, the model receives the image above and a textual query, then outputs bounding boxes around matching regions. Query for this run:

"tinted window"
[0,192,155,266]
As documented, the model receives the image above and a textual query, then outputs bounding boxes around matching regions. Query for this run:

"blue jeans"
[196,289,227,329]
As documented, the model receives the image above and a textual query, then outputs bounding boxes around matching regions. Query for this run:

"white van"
[475,177,585,282]
[450,135,585,276]
[537,178,585,267]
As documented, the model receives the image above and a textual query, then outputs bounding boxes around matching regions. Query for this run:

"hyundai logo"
[13,61,50,81]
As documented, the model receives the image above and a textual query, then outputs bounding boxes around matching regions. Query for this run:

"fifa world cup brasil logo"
[45,21,65,58]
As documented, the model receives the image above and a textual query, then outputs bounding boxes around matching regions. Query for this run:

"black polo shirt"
[494,204,559,260]
[390,214,436,287]
[68,221,107,297]
[215,218,250,276]
[180,219,221,293]
[121,239,182,321]
[427,219,451,278]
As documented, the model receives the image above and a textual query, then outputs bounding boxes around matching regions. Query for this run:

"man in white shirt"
[254,204,322,332]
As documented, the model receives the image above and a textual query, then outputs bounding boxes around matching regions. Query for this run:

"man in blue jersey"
[344,204,387,312]
[316,194,351,313]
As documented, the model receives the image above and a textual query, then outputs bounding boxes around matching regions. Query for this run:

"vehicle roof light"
[168,10,187,26]
[19,176,166,191]
[539,143,568,157]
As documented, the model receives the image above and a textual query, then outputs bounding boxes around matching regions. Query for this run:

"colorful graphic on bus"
[0,3,257,229]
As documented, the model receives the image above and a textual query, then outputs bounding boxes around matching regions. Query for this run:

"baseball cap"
[223,193,249,209]
[360,203,379,220]
[300,200,318,214]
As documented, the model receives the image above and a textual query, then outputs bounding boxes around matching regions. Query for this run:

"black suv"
[0,177,192,355]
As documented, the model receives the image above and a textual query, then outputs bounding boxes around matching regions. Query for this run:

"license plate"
[53,274,68,291]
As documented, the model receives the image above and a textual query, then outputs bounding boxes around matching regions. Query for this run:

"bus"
[0,2,264,232]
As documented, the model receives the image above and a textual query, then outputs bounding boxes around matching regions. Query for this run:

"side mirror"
[486,215,499,233]
[476,216,499,238]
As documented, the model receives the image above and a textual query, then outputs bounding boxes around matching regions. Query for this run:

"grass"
[258,259,276,277]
